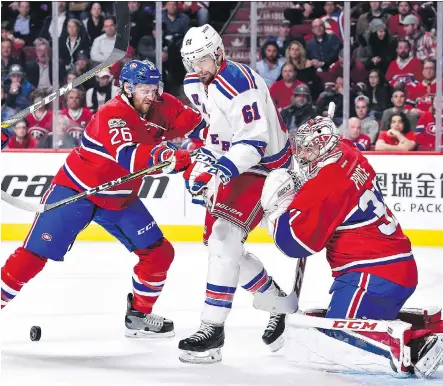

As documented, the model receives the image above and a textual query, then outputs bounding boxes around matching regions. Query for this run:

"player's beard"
[198,71,216,86]
[133,98,154,115]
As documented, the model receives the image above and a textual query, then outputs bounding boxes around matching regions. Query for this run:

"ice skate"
[125,293,175,338]
[178,322,225,364]
[262,281,286,352]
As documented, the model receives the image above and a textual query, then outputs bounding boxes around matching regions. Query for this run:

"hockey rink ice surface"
[1,242,442,386]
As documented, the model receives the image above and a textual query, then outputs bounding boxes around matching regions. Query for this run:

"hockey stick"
[253,103,337,314]
[1,161,171,213]
[0,2,130,131]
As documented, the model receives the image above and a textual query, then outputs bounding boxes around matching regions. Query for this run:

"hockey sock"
[1,247,47,309]
[132,238,174,314]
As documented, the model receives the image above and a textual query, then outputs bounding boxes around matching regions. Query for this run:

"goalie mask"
[292,116,341,175]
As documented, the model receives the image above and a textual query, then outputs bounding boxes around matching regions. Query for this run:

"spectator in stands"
[90,16,117,64]
[1,86,17,121]
[110,46,136,87]
[128,2,154,48]
[3,64,33,111]
[267,20,294,57]
[285,40,323,100]
[37,113,78,149]
[83,2,104,44]
[40,1,68,40]
[363,69,391,119]
[387,1,421,38]
[86,68,119,112]
[256,41,285,88]
[284,2,321,26]
[281,84,318,133]
[375,111,417,151]
[60,88,93,141]
[59,19,90,70]
[163,2,190,39]
[345,117,371,151]
[73,49,95,90]
[380,88,419,130]
[385,39,423,88]
[1,39,21,81]
[180,2,210,26]
[26,89,53,140]
[26,40,66,91]
[270,62,306,111]
[355,1,391,44]
[407,59,441,113]
[67,2,89,21]
[328,49,367,88]
[7,119,37,149]
[356,19,397,75]
[415,98,443,151]
[11,1,39,45]
[402,14,436,61]
[320,1,343,41]
[306,19,341,72]
[353,95,380,144]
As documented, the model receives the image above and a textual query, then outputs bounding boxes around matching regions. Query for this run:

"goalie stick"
[253,102,336,314]
[0,2,130,130]
[1,161,171,213]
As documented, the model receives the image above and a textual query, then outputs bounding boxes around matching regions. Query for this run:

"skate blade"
[179,348,222,364]
[125,328,175,339]
[266,334,284,353]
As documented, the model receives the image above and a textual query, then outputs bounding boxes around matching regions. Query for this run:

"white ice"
[1,242,442,386]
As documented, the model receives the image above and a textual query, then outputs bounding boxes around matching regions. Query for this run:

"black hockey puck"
[30,326,41,341]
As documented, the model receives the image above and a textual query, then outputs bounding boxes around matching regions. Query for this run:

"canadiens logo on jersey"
[67,126,84,140]
[389,73,418,87]
[28,126,50,139]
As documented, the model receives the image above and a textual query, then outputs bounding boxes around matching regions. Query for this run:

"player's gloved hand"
[150,142,191,174]
[261,168,305,236]
[183,147,217,205]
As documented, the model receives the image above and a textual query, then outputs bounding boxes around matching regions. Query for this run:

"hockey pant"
[1,184,174,313]
[202,173,279,324]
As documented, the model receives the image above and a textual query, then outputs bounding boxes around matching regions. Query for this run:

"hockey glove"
[150,142,191,174]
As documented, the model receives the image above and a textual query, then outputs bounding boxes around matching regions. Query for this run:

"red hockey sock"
[132,238,174,314]
[1,247,47,309]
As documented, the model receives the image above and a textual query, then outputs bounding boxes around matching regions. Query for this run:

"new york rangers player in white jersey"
[178,25,292,364]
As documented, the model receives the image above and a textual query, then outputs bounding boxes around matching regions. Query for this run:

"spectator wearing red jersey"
[402,14,436,61]
[328,49,368,88]
[320,1,343,41]
[387,1,421,38]
[406,59,441,112]
[60,88,93,142]
[385,39,423,88]
[415,98,443,151]
[180,2,210,26]
[270,62,306,111]
[25,89,53,140]
[7,119,38,149]
[345,117,371,151]
[375,111,417,151]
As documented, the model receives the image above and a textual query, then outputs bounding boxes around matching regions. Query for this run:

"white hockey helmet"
[181,24,225,73]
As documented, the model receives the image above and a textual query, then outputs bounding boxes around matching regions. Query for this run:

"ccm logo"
[137,221,157,235]
[332,320,378,330]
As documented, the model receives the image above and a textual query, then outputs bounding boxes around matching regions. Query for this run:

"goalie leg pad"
[1,247,47,308]
[132,238,174,314]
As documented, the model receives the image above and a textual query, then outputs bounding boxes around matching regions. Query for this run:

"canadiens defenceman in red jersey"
[1,60,207,337]
[261,114,443,378]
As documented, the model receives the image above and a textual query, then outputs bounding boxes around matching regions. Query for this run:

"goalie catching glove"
[149,141,191,174]
[261,168,306,235]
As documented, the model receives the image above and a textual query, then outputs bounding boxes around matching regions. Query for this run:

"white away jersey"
[183,60,291,176]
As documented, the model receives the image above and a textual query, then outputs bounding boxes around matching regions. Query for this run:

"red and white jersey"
[406,80,443,112]
[26,110,53,139]
[183,60,291,177]
[416,111,443,151]
[273,140,416,287]
[385,57,423,88]
[53,93,205,210]
[60,107,94,141]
